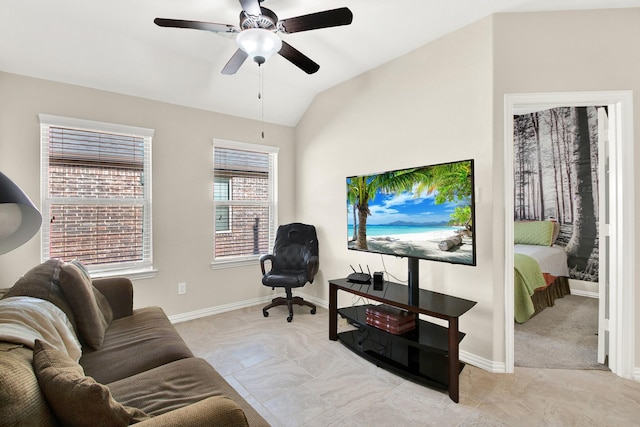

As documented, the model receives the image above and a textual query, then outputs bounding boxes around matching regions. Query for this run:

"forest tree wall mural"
[514,106,604,283]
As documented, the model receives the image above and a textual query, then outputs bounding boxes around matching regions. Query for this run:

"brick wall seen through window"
[213,142,277,263]
[40,115,153,274]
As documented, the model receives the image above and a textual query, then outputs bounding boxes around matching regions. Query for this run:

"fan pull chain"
[258,65,265,139]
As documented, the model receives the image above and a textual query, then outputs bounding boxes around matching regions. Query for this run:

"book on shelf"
[365,316,416,334]
[365,304,416,323]
[364,304,416,334]
[366,311,416,326]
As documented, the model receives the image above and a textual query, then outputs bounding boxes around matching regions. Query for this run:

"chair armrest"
[91,277,134,320]
[306,255,320,282]
[134,396,249,427]
[259,254,275,275]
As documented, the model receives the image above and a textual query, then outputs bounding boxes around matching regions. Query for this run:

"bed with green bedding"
[514,221,571,323]
[514,248,571,323]
[514,253,547,323]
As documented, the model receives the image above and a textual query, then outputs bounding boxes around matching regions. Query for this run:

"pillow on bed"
[514,220,555,246]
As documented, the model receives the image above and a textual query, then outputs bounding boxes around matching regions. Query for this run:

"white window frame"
[211,138,278,269]
[214,176,231,233]
[39,114,156,279]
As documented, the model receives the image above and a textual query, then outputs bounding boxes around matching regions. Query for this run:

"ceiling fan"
[154,0,353,75]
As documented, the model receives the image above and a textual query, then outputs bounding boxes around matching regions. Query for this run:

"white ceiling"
[2,0,639,126]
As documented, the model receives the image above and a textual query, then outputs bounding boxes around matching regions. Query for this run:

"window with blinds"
[213,140,278,264]
[39,115,154,275]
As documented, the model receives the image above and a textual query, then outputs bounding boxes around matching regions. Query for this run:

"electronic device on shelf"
[347,264,371,284]
[347,273,371,283]
[373,271,384,290]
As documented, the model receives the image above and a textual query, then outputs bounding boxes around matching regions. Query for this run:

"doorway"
[513,105,604,369]
[503,91,635,378]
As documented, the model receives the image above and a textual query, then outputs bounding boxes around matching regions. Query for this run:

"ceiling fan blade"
[221,49,249,75]
[154,18,238,33]
[239,0,261,16]
[278,7,353,34]
[278,41,319,74]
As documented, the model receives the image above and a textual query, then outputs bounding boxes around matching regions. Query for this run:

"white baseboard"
[460,350,505,373]
[299,292,329,310]
[568,278,599,296]
[169,295,274,323]
[168,291,326,324]
[570,289,599,299]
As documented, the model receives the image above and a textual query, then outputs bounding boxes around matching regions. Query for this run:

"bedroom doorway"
[504,91,635,379]
[513,105,604,369]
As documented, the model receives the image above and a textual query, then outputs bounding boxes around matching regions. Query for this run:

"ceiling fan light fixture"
[236,28,282,65]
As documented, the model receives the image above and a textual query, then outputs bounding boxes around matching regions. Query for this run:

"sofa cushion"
[92,277,134,320]
[32,339,150,427]
[0,343,57,427]
[58,261,112,350]
[80,306,194,384]
[2,259,78,333]
[133,396,250,427]
[108,357,255,426]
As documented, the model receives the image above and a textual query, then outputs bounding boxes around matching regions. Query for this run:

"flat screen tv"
[346,159,476,300]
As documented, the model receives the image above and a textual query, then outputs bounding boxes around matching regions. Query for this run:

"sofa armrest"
[135,396,249,427]
[92,278,134,320]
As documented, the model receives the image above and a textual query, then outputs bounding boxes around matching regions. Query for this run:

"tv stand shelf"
[329,278,476,403]
[339,305,466,353]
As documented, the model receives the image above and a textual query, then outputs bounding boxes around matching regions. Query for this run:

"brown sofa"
[0,259,269,426]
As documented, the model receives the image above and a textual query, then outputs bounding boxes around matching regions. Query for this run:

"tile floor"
[174,304,640,426]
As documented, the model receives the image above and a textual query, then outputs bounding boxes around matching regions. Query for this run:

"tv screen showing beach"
[347,159,476,266]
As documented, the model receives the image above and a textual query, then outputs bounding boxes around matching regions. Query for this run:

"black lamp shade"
[0,172,42,255]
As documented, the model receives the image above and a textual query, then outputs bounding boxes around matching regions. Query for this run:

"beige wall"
[296,8,640,366]
[0,72,296,315]
[295,17,495,360]
[493,8,640,368]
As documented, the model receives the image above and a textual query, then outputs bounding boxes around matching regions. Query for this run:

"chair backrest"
[272,223,318,272]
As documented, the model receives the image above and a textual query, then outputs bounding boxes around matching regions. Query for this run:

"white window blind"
[212,139,278,266]
[40,114,154,276]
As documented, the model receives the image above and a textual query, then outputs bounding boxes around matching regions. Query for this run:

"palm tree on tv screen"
[348,161,472,250]
[347,179,360,242]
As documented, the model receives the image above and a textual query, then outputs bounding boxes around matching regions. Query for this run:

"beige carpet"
[515,294,609,370]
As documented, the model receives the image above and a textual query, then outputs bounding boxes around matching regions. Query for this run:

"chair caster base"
[262,295,317,322]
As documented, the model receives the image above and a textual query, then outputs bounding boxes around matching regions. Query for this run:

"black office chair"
[260,223,319,322]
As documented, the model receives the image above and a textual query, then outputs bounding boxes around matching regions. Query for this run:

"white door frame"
[597,107,609,364]
[504,91,635,378]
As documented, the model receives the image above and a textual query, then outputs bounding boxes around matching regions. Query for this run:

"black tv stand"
[328,277,476,403]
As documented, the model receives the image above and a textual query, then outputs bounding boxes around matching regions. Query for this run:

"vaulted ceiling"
[2,0,639,126]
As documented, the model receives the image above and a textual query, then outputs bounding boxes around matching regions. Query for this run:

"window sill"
[90,266,158,281]
[210,258,260,270]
